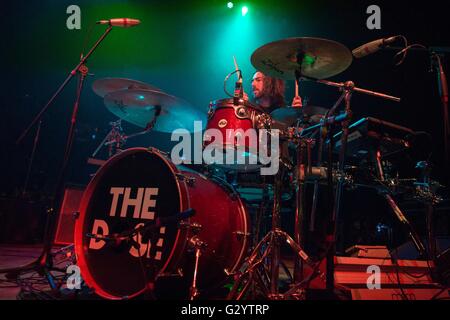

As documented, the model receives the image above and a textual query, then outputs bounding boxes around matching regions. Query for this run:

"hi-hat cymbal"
[93,78,162,98]
[251,37,353,80]
[104,89,206,133]
[271,105,328,126]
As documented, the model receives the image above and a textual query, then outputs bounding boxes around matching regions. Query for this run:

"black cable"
[394,42,428,66]
[224,69,242,98]
[391,256,410,300]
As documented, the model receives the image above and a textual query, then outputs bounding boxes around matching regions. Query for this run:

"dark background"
[0,0,449,247]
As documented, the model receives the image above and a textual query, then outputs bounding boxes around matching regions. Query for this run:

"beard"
[252,90,262,99]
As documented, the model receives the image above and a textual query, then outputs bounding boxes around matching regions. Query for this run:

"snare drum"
[74,147,249,299]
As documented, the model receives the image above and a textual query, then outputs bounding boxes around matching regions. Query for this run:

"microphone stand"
[0,25,114,282]
[301,77,401,293]
[431,53,450,179]
[22,120,42,197]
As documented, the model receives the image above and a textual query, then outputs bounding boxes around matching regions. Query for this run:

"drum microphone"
[352,36,401,58]
[233,70,244,106]
[96,18,141,27]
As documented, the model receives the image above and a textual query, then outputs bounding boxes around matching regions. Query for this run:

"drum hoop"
[209,98,266,113]
[74,147,190,299]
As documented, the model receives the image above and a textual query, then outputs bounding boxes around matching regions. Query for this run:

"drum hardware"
[256,113,273,129]
[175,173,196,186]
[362,136,428,259]
[293,76,403,291]
[157,268,184,279]
[92,119,125,158]
[178,221,203,233]
[188,235,208,300]
[236,106,249,118]
[232,230,252,241]
[226,228,321,300]
[226,161,322,300]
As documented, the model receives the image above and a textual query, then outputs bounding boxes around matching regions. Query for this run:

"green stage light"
[227,2,234,9]
[241,6,249,16]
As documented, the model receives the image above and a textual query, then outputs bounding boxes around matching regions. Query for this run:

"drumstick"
[295,78,299,98]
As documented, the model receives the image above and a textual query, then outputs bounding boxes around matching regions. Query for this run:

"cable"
[223,69,242,98]
[80,22,97,59]
[394,42,428,66]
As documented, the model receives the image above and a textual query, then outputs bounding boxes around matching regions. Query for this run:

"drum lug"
[188,236,208,251]
[256,113,272,129]
[157,268,184,279]
[233,230,251,240]
[207,103,215,119]
[179,221,202,233]
[224,268,236,276]
[176,173,196,186]
[235,106,250,119]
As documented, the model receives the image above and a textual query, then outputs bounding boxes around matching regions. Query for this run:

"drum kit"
[72,37,440,300]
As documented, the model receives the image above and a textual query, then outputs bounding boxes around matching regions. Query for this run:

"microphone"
[352,36,401,58]
[96,18,141,27]
[233,70,244,106]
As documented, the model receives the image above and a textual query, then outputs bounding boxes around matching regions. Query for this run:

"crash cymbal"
[93,78,162,98]
[251,37,353,80]
[270,105,328,126]
[104,89,206,132]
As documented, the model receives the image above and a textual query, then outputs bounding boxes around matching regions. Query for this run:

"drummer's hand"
[243,92,249,101]
[292,96,303,108]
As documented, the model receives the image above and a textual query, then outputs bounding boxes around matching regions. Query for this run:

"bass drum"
[74,147,249,299]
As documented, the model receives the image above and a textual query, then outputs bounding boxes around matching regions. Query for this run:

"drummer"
[249,71,303,111]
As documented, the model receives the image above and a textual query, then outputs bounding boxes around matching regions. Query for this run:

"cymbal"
[270,105,328,126]
[92,78,162,98]
[104,89,206,133]
[251,37,353,80]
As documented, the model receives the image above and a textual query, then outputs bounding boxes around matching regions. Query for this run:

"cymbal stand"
[92,112,159,159]
[373,149,427,258]
[91,119,125,158]
[292,135,315,283]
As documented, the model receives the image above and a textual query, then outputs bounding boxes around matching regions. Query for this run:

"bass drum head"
[74,148,188,300]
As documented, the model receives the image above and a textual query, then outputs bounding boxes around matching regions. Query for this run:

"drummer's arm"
[291,96,302,108]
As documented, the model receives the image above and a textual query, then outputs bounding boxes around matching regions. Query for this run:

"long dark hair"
[258,72,286,107]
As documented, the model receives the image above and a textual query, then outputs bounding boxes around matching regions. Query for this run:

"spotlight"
[227,2,234,9]
[241,6,249,16]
